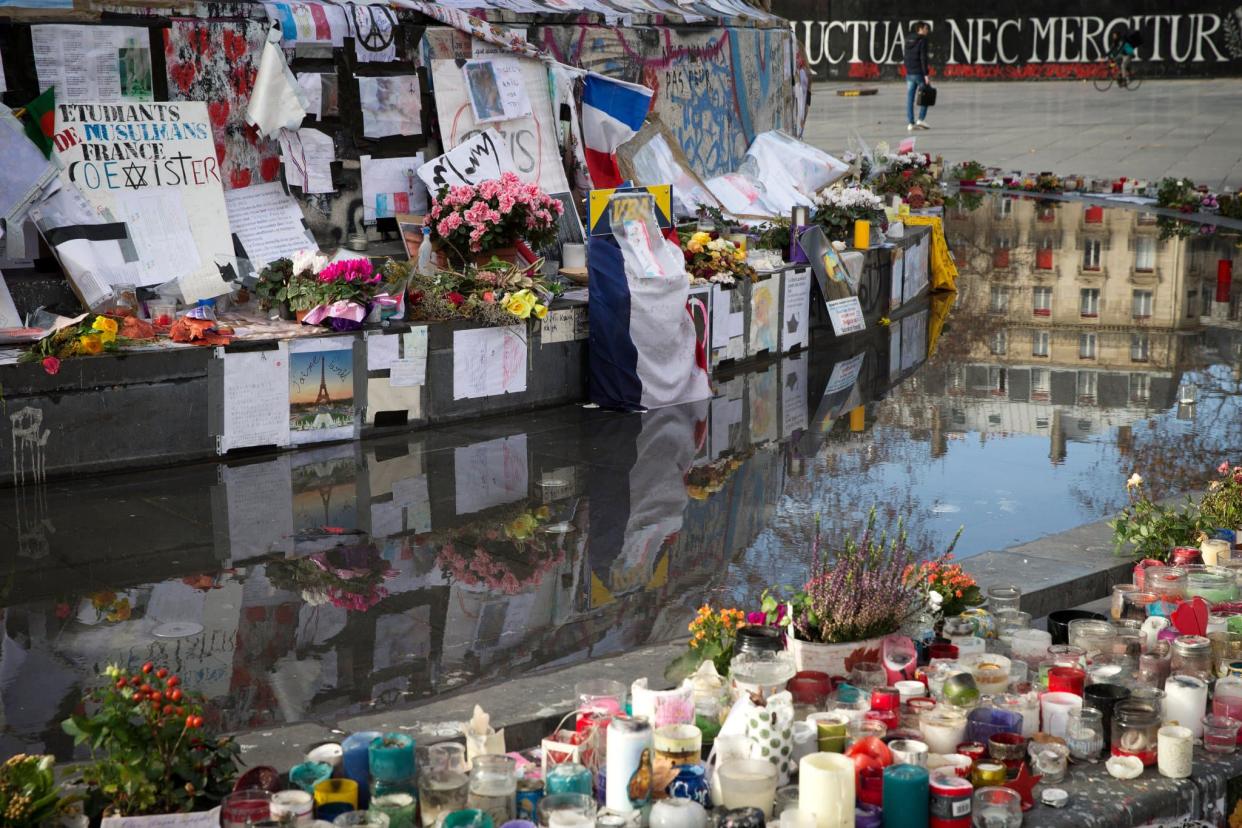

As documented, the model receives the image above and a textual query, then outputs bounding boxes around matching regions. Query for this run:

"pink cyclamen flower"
[1220,461,1231,475]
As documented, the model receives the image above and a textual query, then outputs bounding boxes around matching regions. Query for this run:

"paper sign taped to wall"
[361,154,426,223]
[33,25,154,102]
[825,296,865,336]
[224,181,315,269]
[462,58,531,124]
[416,128,513,193]
[52,101,232,287]
[219,345,291,453]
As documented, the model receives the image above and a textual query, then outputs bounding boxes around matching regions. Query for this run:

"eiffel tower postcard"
[289,337,358,445]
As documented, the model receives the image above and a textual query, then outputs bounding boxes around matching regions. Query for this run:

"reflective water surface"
[3,196,1241,760]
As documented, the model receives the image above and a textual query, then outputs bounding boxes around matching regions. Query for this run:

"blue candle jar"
[370,733,416,783]
[545,763,593,796]
[342,731,383,808]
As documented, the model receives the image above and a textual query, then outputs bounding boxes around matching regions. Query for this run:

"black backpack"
[1124,29,1145,48]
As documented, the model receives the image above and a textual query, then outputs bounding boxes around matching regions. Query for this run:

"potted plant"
[297,258,384,331]
[1109,472,1208,562]
[255,257,295,319]
[425,173,563,268]
[681,231,757,286]
[62,662,240,819]
[0,754,76,828]
[811,185,887,243]
[664,604,748,681]
[1201,462,1242,542]
[948,160,986,185]
[757,510,957,674]
[908,554,981,619]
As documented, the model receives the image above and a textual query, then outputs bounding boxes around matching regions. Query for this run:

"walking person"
[904,22,932,131]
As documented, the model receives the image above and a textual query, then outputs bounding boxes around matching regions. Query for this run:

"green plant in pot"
[1202,461,1242,536]
[949,160,986,182]
[1109,472,1208,562]
[63,662,240,818]
[0,754,76,828]
[255,257,295,318]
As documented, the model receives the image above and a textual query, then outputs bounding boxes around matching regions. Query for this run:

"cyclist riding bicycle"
[1107,28,1144,86]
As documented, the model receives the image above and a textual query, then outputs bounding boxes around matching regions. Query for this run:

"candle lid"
[1041,788,1069,808]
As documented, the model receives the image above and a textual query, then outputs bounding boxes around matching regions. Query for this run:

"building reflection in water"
[4,195,1240,762]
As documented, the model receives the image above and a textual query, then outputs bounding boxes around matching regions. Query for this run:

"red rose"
[445,291,465,307]
[902,169,913,179]
[410,290,425,305]
[41,356,61,375]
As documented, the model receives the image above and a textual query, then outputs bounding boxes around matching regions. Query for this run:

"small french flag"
[580,72,654,189]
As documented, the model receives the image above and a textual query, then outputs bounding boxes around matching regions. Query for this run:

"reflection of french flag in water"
[581,72,654,188]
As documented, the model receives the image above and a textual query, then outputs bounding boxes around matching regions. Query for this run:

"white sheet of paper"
[390,326,427,387]
[351,4,397,63]
[710,284,744,349]
[27,184,121,309]
[296,72,323,118]
[366,330,401,371]
[33,25,153,102]
[452,325,527,399]
[221,458,293,561]
[359,75,422,138]
[178,262,232,304]
[826,296,865,336]
[279,127,336,194]
[247,35,308,137]
[224,182,315,269]
[454,434,528,515]
[102,807,221,828]
[361,154,426,223]
[781,268,811,352]
[463,58,531,124]
[220,344,291,452]
[416,128,513,193]
[114,187,201,285]
[0,270,21,328]
[540,308,575,345]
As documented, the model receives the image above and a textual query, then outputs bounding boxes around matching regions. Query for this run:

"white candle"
[649,799,707,828]
[791,721,816,766]
[561,243,587,269]
[1202,539,1230,566]
[1040,692,1083,739]
[717,760,779,818]
[895,681,926,703]
[780,809,816,828]
[1157,725,1194,778]
[947,635,986,659]
[1164,675,1209,739]
[1009,629,1052,666]
[270,790,313,826]
[918,710,967,755]
[798,753,854,828]
[606,716,654,814]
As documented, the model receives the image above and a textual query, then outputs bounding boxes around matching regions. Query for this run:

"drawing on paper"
[289,346,355,438]
[359,75,422,138]
[750,278,778,353]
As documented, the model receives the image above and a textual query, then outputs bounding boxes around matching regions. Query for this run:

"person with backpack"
[903,22,932,131]
[1107,28,1144,86]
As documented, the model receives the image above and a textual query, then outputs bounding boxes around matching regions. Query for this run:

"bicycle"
[1093,58,1141,92]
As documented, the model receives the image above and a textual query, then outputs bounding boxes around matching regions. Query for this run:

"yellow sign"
[589,185,672,236]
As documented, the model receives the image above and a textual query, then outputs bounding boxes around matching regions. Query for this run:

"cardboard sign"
[588,185,672,236]
[416,128,514,193]
[52,101,231,287]
[826,296,865,336]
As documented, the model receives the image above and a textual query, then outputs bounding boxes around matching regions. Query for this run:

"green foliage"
[63,663,240,818]
[948,160,986,181]
[278,273,321,312]
[0,754,73,828]
[254,257,293,311]
[694,203,733,233]
[1109,476,1208,561]
[1201,463,1242,531]
[753,218,792,252]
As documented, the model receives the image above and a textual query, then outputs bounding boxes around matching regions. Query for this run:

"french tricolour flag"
[581,72,654,189]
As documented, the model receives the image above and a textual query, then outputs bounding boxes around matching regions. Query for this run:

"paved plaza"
[803,79,1242,189]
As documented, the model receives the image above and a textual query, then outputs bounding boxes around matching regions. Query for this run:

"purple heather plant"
[783,510,960,645]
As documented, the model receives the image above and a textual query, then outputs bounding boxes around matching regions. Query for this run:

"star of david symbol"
[121,162,148,189]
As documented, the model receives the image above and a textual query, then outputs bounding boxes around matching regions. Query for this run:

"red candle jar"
[987,732,1028,774]
[1047,666,1086,696]
[1133,558,1164,591]
[865,708,898,731]
[930,643,960,660]
[871,687,901,713]
[786,671,833,707]
[858,766,884,807]
[929,773,973,828]
[1172,547,1203,567]
[956,741,986,766]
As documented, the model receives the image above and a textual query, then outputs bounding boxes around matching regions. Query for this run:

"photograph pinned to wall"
[33,25,154,102]
[52,101,231,288]
[431,59,569,195]
[288,336,358,445]
[462,58,531,124]
[358,75,422,138]
[361,153,426,223]
[396,213,426,259]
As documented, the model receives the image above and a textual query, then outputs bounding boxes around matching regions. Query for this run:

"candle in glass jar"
[1202,538,1231,566]
[881,765,928,828]
[919,710,968,755]
[1157,726,1193,778]
[1047,666,1086,696]
[270,791,314,826]
[1040,692,1083,739]
[1165,675,1209,739]
[717,760,779,818]
[798,753,854,828]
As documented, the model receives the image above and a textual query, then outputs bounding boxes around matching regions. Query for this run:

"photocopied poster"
[33,25,154,102]
[51,101,232,287]
[432,58,570,195]
[218,345,291,453]
[452,325,527,399]
[223,181,316,269]
[781,268,811,352]
[288,336,358,445]
[361,154,426,223]
[359,75,422,138]
[462,58,531,124]
[826,296,865,337]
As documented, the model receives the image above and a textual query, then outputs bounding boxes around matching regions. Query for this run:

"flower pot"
[786,634,886,677]
[475,246,519,267]
[295,309,310,323]
[278,300,295,321]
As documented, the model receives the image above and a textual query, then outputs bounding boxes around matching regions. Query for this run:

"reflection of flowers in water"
[86,590,132,622]
[266,543,397,612]
[432,506,566,594]
[684,451,753,500]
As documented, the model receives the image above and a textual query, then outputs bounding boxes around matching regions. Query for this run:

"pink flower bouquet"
[425,172,563,265]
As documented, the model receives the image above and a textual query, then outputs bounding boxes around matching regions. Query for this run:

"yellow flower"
[92,316,119,335]
[690,231,711,246]
[78,334,103,355]
[687,240,703,254]
[98,329,117,344]
[535,505,551,519]
[733,250,745,261]
[504,291,534,319]
[533,304,548,320]
[505,513,539,539]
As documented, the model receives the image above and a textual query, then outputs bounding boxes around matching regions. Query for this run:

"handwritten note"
[366,330,401,371]
[114,187,201,285]
[462,58,531,124]
[391,326,427,387]
[454,434,528,515]
[279,127,335,194]
[223,181,315,269]
[826,296,865,336]
[711,284,744,349]
[540,308,576,345]
[219,345,291,452]
[452,326,527,399]
[416,128,514,193]
[103,806,221,828]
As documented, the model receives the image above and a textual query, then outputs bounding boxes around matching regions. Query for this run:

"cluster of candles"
[218,539,1242,828]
